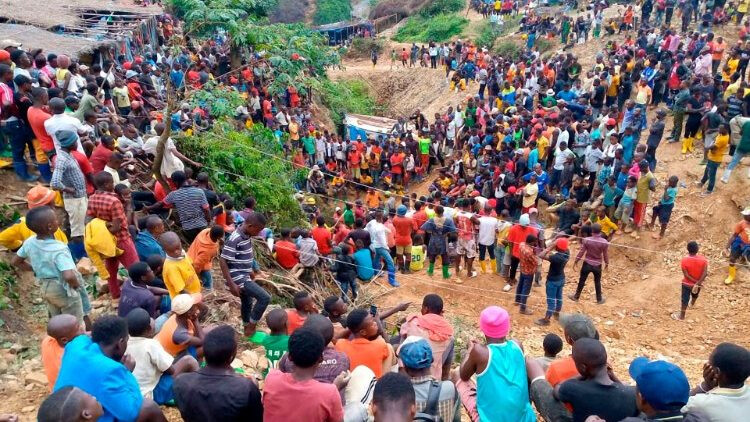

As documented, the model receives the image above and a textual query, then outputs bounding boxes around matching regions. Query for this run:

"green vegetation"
[474,14,521,50]
[314,0,353,25]
[493,39,522,59]
[348,37,385,58]
[0,262,17,311]
[179,124,306,227]
[419,0,465,17]
[190,82,245,119]
[393,14,469,43]
[319,79,380,125]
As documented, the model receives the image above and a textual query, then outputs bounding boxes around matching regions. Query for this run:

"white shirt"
[584,145,604,173]
[44,113,86,154]
[682,385,750,422]
[118,135,144,151]
[127,336,174,399]
[366,220,390,249]
[143,136,184,179]
[104,165,130,188]
[447,120,456,140]
[553,147,574,171]
[477,216,499,246]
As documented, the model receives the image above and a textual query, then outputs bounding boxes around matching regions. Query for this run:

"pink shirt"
[262,370,343,422]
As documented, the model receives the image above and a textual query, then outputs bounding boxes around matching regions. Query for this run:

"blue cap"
[397,205,408,216]
[629,357,690,411]
[399,337,433,369]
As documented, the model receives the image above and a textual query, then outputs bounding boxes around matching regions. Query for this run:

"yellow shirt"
[592,215,618,236]
[537,136,550,160]
[708,134,729,162]
[607,74,620,97]
[163,256,202,298]
[0,218,67,250]
[439,177,452,190]
[728,58,739,75]
[410,245,425,271]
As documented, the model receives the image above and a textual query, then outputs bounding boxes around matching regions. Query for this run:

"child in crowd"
[41,314,82,390]
[293,230,320,279]
[353,239,375,282]
[187,226,225,289]
[590,206,619,239]
[286,291,317,335]
[332,244,358,303]
[410,234,426,272]
[119,262,169,318]
[535,333,563,372]
[12,206,86,327]
[250,308,290,376]
[601,176,623,217]
[675,241,708,320]
[274,228,300,270]
[446,231,459,269]
[322,295,349,340]
[614,176,637,233]
[649,175,679,239]
[125,308,198,404]
[160,231,202,298]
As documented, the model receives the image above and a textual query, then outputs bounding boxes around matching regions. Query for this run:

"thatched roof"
[0,0,161,29]
[0,23,102,56]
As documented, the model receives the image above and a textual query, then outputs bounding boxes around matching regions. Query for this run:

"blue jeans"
[701,160,720,192]
[238,278,271,324]
[153,373,175,405]
[1,120,33,165]
[374,247,397,286]
[338,278,358,302]
[545,276,565,318]
[515,273,533,311]
[199,270,213,289]
[727,150,749,171]
[494,243,505,275]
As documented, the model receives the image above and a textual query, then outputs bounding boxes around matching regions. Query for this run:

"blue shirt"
[17,236,75,280]
[55,336,143,422]
[134,231,165,262]
[527,149,539,170]
[616,171,629,190]
[621,134,636,164]
[597,165,612,186]
[661,187,678,205]
[476,341,536,422]
[170,70,184,89]
[602,183,624,207]
[523,171,549,193]
[352,249,375,281]
[557,90,578,102]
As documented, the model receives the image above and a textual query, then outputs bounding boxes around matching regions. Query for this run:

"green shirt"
[739,121,750,153]
[418,137,431,154]
[301,136,315,155]
[343,209,355,226]
[253,332,289,377]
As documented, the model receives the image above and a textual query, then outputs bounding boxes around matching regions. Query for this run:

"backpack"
[413,380,442,422]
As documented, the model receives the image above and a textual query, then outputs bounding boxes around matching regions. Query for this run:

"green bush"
[179,124,306,227]
[493,39,521,60]
[318,79,380,125]
[348,37,386,58]
[419,0,465,17]
[536,37,555,54]
[393,14,468,43]
[314,0,353,25]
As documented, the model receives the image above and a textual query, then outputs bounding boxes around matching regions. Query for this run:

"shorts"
[395,244,412,255]
[681,284,699,308]
[457,237,477,258]
[729,237,750,261]
[653,202,674,225]
[63,196,88,238]
[40,278,84,326]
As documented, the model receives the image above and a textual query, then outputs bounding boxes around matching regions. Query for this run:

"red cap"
[507,186,517,194]
[0,50,9,62]
[470,190,480,197]
[123,61,132,70]
[134,56,143,64]
[556,237,569,251]
[607,118,617,126]
[488,199,497,208]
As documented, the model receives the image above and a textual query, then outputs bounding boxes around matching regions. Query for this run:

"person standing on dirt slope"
[570,223,609,305]
[723,206,750,285]
[410,43,418,68]
[371,47,378,68]
[536,237,570,327]
[673,241,708,321]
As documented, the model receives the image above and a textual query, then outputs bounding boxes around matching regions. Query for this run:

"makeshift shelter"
[345,113,413,141]
[315,20,374,45]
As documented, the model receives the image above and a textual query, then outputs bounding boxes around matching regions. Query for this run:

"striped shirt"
[50,150,87,198]
[163,187,209,231]
[220,230,255,283]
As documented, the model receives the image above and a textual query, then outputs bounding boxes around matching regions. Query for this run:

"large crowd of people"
[0,0,749,421]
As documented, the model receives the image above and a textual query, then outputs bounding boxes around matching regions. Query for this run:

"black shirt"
[173,368,263,422]
[558,378,638,422]
[547,251,569,279]
[347,228,372,248]
[591,86,606,107]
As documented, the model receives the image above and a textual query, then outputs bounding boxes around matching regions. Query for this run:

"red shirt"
[681,254,707,287]
[412,209,428,234]
[392,216,415,246]
[27,107,54,152]
[87,191,130,243]
[390,153,405,174]
[311,226,333,256]
[286,309,307,335]
[506,224,538,258]
[70,150,94,194]
[348,150,361,166]
[262,370,343,422]
[89,143,113,173]
[275,240,299,270]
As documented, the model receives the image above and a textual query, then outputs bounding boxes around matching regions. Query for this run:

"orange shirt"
[286,309,307,335]
[156,314,195,356]
[734,220,750,244]
[41,336,65,391]
[335,337,390,378]
[546,355,578,387]
[365,192,380,208]
[187,228,220,272]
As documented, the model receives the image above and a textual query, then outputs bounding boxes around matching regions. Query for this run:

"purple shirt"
[278,346,349,384]
[575,234,609,267]
[118,279,157,318]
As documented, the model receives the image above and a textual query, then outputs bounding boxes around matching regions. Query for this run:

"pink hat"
[479,306,510,338]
